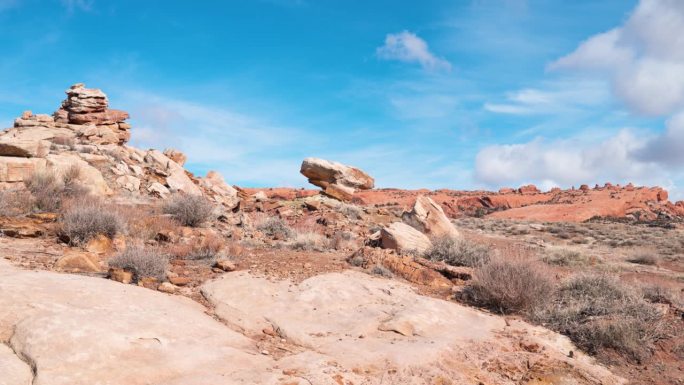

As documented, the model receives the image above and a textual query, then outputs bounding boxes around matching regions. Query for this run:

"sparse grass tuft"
[163,194,214,227]
[109,245,168,281]
[371,265,393,278]
[59,198,126,245]
[24,166,88,212]
[291,230,329,251]
[533,274,665,361]
[542,248,590,266]
[424,237,490,267]
[461,257,553,314]
[256,215,294,239]
[626,249,659,266]
[0,188,33,216]
[338,203,363,220]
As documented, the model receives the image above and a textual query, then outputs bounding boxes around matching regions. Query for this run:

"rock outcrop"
[300,157,374,201]
[202,270,625,385]
[402,195,460,239]
[380,222,432,254]
[0,83,240,210]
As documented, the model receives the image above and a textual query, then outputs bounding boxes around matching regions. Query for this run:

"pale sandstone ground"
[0,257,624,385]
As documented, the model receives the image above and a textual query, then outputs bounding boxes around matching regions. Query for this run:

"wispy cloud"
[484,80,610,115]
[376,31,452,72]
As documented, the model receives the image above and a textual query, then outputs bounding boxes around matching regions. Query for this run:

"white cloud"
[120,91,311,186]
[475,130,666,190]
[377,31,452,71]
[549,0,684,116]
[484,80,609,115]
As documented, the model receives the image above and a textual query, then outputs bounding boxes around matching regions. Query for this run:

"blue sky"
[2,0,683,198]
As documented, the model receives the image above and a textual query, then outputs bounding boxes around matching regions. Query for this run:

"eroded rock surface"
[380,221,432,254]
[300,157,374,201]
[402,195,460,239]
[202,270,625,385]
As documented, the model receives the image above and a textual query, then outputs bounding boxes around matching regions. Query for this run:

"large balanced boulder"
[300,157,374,201]
[402,195,460,239]
[380,221,432,254]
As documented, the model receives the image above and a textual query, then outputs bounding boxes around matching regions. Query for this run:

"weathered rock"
[214,259,237,272]
[380,222,432,254]
[115,175,141,192]
[55,252,101,273]
[0,137,50,158]
[200,171,240,209]
[348,247,451,288]
[202,270,625,385]
[84,234,113,254]
[0,343,33,385]
[163,148,187,166]
[45,153,111,195]
[300,157,374,201]
[158,281,177,293]
[402,195,460,239]
[108,267,133,284]
[147,182,170,197]
[0,157,47,183]
[518,184,541,194]
[0,260,278,384]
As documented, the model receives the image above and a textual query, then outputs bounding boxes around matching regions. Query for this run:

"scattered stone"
[158,282,177,294]
[108,267,133,284]
[380,222,432,254]
[163,148,187,166]
[55,252,101,273]
[214,259,237,272]
[402,195,460,239]
[169,276,191,286]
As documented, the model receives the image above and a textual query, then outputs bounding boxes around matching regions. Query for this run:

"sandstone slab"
[380,221,432,254]
[402,195,460,239]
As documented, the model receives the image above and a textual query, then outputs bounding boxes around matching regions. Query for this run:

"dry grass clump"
[109,245,168,281]
[641,284,682,307]
[124,211,178,241]
[371,265,393,278]
[163,194,214,227]
[256,215,294,239]
[533,274,665,361]
[461,257,553,314]
[291,230,329,251]
[187,234,225,260]
[24,166,88,211]
[626,249,659,266]
[542,248,590,266]
[59,198,126,245]
[424,237,490,267]
[0,188,33,216]
[337,203,363,220]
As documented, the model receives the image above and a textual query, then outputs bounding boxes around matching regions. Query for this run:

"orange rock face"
[249,184,679,223]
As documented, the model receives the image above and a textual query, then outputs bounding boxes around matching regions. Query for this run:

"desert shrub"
[291,230,329,251]
[124,211,178,241]
[59,198,126,245]
[641,284,681,307]
[461,257,553,314]
[109,245,168,281]
[187,234,225,260]
[542,248,589,266]
[256,215,294,239]
[338,203,363,220]
[534,274,665,361]
[24,166,87,212]
[424,237,490,267]
[626,249,659,266]
[0,188,33,216]
[163,194,214,227]
[371,265,393,278]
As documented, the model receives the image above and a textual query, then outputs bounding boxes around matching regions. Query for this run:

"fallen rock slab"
[380,221,432,254]
[402,195,460,239]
